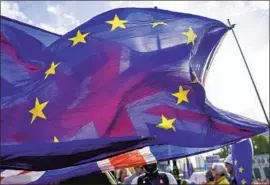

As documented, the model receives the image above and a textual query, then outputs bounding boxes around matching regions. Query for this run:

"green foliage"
[214,145,230,158]
[214,135,269,158]
[252,135,270,155]
[215,135,270,158]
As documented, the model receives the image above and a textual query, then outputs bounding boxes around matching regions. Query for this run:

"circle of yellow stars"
[233,159,246,185]
[28,12,199,142]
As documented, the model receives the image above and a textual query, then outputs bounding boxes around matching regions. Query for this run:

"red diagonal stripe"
[18,170,30,175]
[109,149,146,169]
[1,33,40,72]
[146,105,208,123]
[0,170,30,182]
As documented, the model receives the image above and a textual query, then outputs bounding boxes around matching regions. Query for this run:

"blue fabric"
[1,7,267,171]
[231,139,253,185]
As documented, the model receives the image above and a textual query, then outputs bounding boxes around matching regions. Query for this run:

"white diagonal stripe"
[97,159,115,172]
[1,171,45,185]
[139,146,157,164]
[1,170,23,178]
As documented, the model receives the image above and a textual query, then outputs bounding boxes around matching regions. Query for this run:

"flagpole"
[227,19,269,126]
[154,6,162,51]
[185,158,189,178]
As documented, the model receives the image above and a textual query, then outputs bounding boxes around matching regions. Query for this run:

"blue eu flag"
[1,7,267,171]
[231,139,254,185]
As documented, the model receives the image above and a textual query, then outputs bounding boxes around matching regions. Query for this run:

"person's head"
[134,166,144,175]
[117,168,130,182]
[224,155,233,175]
[143,163,158,174]
[181,179,192,185]
[205,170,214,183]
[211,163,228,180]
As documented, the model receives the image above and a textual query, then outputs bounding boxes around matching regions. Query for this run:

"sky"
[1,1,269,164]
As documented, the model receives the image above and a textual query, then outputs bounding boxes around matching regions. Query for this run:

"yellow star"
[44,62,60,80]
[192,71,199,83]
[106,14,128,31]
[29,98,49,124]
[172,86,190,105]
[68,30,89,47]
[241,179,246,185]
[151,21,167,28]
[234,160,238,165]
[239,166,244,173]
[182,27,197,46]
[157,114,176,131]
[54,136,59,143]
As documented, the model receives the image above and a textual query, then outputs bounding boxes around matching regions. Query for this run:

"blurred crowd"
[112,154,270,185]
[113,156,237,185]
